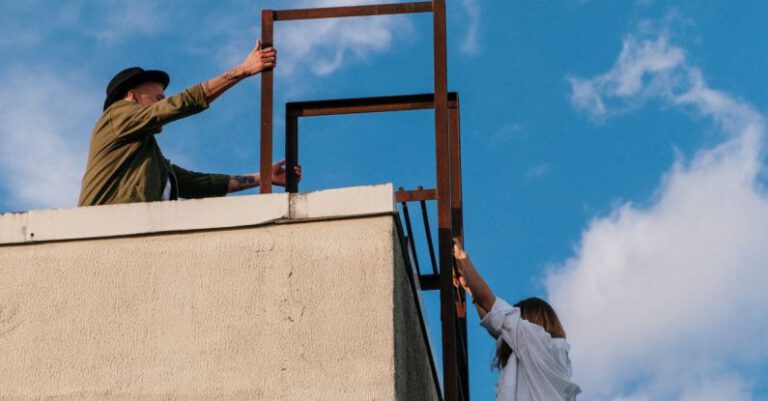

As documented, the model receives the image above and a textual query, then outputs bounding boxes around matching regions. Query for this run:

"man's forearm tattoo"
[202,70,242,96]
[221,71,240,82]
[234,175,257,188]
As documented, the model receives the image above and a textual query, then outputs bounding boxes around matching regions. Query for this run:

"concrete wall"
[0,185,439,401]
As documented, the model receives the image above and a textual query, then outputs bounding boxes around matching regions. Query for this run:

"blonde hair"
[495,297,566,369]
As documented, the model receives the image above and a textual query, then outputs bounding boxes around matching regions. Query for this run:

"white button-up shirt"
[481,297,582,401]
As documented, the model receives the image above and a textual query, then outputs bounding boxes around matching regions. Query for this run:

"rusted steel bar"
[301,102,429,117]
[456,326,469,400]
[260,10,275,194]
[273,2,432,21]
[420,198,439,276]
[449,96,469,398]
[453,312,469,400]
[395,187,438,202]
[287,93,458,117]
[431,0,461,399]
[286,114,299,193]
[448,98,463,246]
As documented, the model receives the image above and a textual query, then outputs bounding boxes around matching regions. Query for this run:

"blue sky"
[2,1,768,400]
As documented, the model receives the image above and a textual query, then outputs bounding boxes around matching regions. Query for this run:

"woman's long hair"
[494,297,566,369]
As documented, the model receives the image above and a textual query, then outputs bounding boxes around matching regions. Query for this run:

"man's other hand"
[271,160,301,187]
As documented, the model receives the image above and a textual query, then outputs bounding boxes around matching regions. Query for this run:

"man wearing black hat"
[78,40,298,206]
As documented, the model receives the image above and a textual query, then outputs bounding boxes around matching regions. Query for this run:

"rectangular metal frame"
[283,93,467,400]
[259,3,467,400]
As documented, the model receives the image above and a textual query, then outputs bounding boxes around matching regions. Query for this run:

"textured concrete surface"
[0,184,394,245]
[0,185,438,400]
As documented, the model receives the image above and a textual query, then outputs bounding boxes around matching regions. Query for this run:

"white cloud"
[0,68,98,210]
[203,0,414,80]
[459,0,480,55]
[568,31,685,120]
[490,122,522,145]
[275,0,414,78]
[553,22,768,401]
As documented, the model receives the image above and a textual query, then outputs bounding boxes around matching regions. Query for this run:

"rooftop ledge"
[0,184,395,245]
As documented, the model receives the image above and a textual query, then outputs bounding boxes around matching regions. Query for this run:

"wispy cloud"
[567,29,685,121]
[553,19,768,401]
[202,0,414,80]
[0,68,97,210]
[526,163,551,180]
[458,0,480,55]
[275,1,411,77]
[491,122,522,144]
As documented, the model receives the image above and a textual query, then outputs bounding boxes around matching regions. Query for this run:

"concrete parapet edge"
[0,184,394,245]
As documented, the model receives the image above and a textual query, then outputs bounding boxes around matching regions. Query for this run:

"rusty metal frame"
[283,93,467,400]
[259,2,467,400]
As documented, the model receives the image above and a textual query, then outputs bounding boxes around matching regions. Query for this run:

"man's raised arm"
[201,40,276,104]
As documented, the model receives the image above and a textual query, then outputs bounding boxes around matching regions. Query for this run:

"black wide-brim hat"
[103,66,170,111]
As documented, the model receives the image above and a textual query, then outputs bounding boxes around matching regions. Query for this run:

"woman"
[453,239,581,401]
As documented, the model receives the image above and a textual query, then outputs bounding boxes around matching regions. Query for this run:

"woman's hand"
[452,237,495,317]
[453,238,469,274]
[453,238,468,260]
[453,238,473,296]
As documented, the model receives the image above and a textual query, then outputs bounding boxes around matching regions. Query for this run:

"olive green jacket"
[79,85,229,206]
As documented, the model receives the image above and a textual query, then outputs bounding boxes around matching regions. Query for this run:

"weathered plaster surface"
[0,185,438,400]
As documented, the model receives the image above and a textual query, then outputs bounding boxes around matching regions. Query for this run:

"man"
[79,40,299,206]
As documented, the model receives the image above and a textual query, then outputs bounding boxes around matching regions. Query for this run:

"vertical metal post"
[260,10,275,194]
[449,97,463,242]
[432,1,461,400]
[286,112,299,193]
[449,97,468,399]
